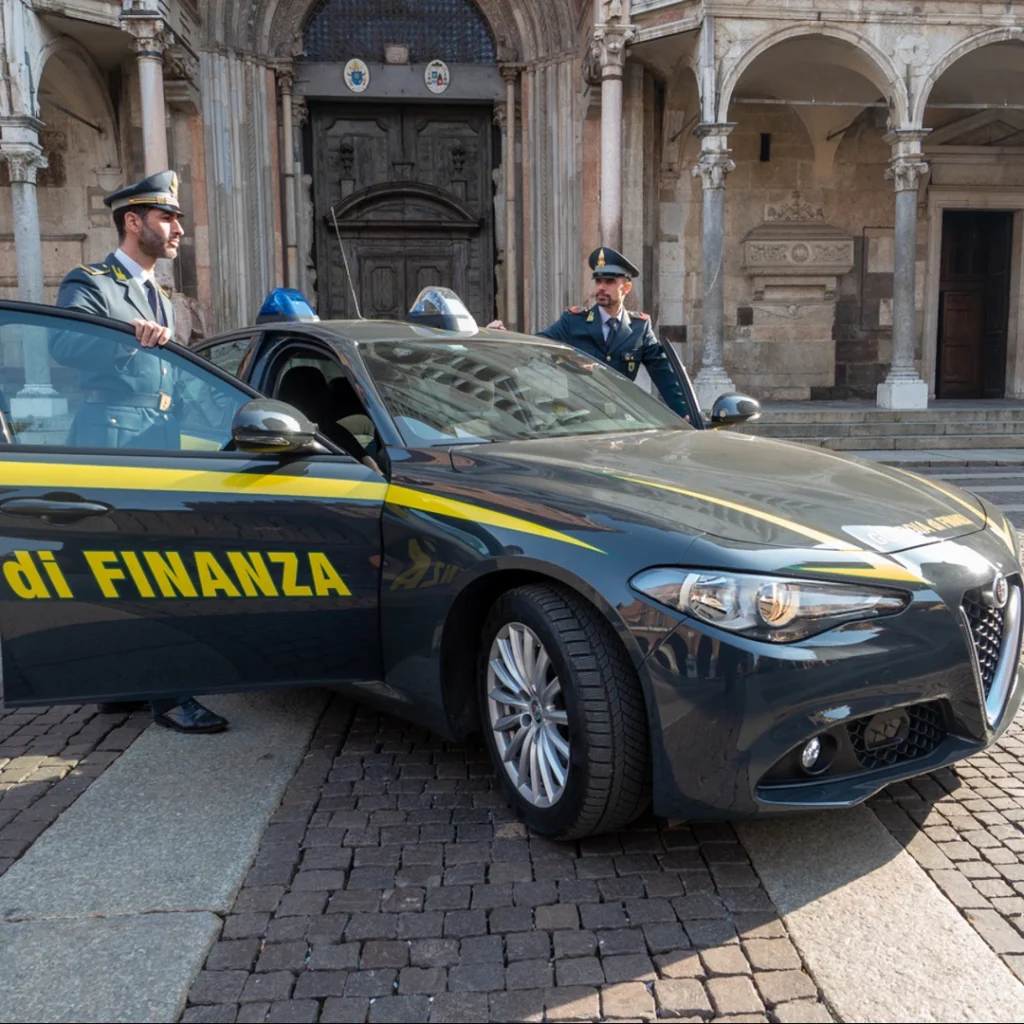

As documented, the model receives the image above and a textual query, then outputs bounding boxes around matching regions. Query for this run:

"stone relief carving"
[764,190,825,223]
[742,221,855,302]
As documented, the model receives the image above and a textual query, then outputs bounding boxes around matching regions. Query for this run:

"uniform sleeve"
[537,312,572,342]
[51,270,135,369]
[639,322,691,420]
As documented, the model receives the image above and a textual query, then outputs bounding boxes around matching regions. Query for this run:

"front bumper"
[636,536,1024,820]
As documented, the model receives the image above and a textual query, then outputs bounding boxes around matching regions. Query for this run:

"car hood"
[449,429,988,554]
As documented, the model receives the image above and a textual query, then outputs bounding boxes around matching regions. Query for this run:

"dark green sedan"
[0,295,1019,839]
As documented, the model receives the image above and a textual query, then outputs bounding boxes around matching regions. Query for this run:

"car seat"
[276,364,369,462]
[329,377,376,448]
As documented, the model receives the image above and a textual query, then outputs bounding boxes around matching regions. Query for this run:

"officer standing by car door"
[52,170,228,735]
[489,246,691,420]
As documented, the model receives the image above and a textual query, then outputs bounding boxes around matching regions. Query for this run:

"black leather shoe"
[153,698,228,734]
[97,700,149,714]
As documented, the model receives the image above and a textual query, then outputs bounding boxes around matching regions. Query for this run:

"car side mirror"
[231,399,318,454]
[709,393,761,428]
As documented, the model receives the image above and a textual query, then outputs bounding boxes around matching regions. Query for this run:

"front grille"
[847,702,946,771]
[962,590,1007,697]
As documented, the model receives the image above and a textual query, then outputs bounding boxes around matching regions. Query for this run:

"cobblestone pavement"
[870,717,1024,984]
[0,703,150,877]
[182,698,833,1024]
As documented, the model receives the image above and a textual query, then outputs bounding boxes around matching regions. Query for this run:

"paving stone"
[181,1007,239,1024]
[965,909,1024,953]
[449,962,506,992]
[506,958,554,990]
[266,999,319,1023]
[555,929,598,959]
[190,971,250,1006]
[428,992,489,1023]
[255,941,308,973]
[536,903,580,931]
[398,966,447,995]
[489,989,546,1023]
[410,938,460,968]
[366,995,431,1023]
[772,999,835,1023]
[206,940,261,972]
[742,938,802,971]
[701,945,751,976]
[653,978,713,1016]
[239,971,295,1003]
[344,967,397,998]
[754,969,818,1007]
[320,997,371,1024]
[544,985,600,1022]
[601,980,656,1019]
[308,944,360,971]
[235,1004,271,1024]
[361,939,409,969]
[597,928,647,956]
[707,976,764,1015]
[556,956,605,987]
[506,930,551,961]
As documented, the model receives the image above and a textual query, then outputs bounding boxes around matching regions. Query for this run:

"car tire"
[478,583,651,839]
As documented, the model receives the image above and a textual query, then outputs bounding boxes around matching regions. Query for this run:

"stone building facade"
[3,0,1024,409]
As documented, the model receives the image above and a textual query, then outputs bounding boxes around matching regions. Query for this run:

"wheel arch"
[440,559,653,741]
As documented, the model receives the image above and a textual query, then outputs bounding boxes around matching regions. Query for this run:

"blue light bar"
[256,288,320,324]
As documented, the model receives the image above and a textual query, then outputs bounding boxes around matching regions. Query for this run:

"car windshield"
[358,338,689,446]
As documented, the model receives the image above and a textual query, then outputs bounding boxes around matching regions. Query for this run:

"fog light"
[800,737,822,771]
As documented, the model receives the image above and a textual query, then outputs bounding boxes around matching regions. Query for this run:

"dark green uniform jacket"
[538,305,690,419]
[53,254,179,449]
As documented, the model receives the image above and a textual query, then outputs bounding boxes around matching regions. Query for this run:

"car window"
[0,309,249,452]
[358,338,689,446]
[196,335,255,378]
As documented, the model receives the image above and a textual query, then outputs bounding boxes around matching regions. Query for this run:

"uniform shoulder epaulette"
[77,263,111,277]
[636,311,650,321]
[567,305,586,314]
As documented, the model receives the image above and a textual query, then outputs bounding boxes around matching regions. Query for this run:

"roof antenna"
[330,205,363,319]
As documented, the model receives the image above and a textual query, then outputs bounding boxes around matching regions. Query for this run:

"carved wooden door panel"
[312,103,494,323]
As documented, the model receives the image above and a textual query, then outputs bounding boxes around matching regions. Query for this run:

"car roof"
[261,318,566,349]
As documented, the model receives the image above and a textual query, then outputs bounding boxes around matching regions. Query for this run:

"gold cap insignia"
[169,173,179,201]
[597,249,606,268]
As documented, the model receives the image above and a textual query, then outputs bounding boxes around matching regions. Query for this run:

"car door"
[0,303,385,707]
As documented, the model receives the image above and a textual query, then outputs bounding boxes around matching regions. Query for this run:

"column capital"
[690,125,735,190]
[592,23,636,74]
[274,63,296,94]
[884,128,930,192]
[121,13,172,57]
[499,62,523,84]
[163,43,198,83]
[0,144,48,185]
[493,102,508,129]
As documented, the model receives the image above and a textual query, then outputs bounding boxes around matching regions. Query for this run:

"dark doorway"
[311,103,496,323]
[937,210,1013,398]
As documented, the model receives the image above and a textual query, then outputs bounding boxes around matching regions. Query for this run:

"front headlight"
[631,568,909,642]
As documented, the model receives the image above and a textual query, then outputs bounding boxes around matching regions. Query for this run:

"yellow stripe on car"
[0,461,602,553]
[385,485,605,553]
[888,465,1015,554]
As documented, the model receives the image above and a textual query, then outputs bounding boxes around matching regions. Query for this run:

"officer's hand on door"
[131,319,173,348]
[485,320,507,331]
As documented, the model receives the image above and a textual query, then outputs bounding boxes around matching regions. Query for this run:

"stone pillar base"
[693,366,737,413]
[876,378,928,410]
[11,394,68,420]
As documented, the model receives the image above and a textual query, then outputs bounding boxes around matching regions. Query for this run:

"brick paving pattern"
[0,702,150,876]
[870,714,1024,982]
[182,699,833,1023]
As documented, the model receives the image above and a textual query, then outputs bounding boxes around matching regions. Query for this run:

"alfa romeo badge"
[344,58,370,93]
[425,60,450,94]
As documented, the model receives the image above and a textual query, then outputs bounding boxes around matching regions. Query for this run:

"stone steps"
[735,402,1024,450]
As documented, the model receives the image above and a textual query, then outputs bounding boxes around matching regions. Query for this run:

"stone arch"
[717,24,909,126]
[203,0,580,64]
[913,28,1024,127]
[34,36,118,139]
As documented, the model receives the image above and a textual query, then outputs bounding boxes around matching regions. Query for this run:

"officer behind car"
[489,247,690,420]
[52,169,228,736]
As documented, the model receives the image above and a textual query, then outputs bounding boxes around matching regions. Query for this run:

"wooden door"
[937,211,1013,399]
[312,104,494,322]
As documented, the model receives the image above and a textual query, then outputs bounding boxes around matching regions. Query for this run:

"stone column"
[500,64,521,330]
[0,124,64,417]
[277,67,300,289]
[122,14,171,174]
[878,129,930,409]
[593,1,634,249]
[692,123,737,411]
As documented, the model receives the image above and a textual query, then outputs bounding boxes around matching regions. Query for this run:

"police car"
[0,290,1019,839]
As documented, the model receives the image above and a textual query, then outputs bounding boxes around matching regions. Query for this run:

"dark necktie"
[605,317,619,345]
[145,279,165,326]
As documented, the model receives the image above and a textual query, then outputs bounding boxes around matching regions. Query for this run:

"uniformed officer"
[53,169,228,735]
[489,247,690,420]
